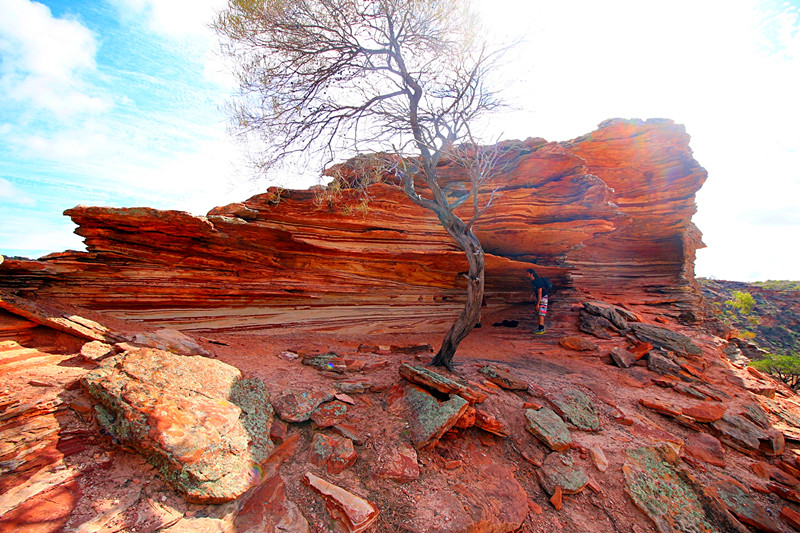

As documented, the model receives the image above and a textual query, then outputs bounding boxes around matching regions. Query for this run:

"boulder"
[524,407,571,451]
[712,413,784,456]
[579,311,616,339]
[81,347,269,503]
[583,301,635,329]
[647,349,686,380]
[131,328,210,356]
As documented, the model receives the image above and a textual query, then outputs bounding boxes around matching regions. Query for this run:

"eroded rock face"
[81,347,272,503]
[0,119,707,333]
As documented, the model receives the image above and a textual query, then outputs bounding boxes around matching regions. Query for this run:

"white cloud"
[0,177,34,207]
[111,0,227,39]
[0,0,111,118]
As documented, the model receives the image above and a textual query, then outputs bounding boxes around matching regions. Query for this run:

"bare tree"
[215,0,507,370]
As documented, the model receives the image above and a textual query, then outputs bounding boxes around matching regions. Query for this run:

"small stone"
[528,500,543,515]
[550,486,563,510]
[443,460,462,470]
[335,393,356,405]
[304,472,379,533]
[639,398,681,417]
[589,446,609,472]
[332,422,367,446]
[610,347,637,368]
[269,418,288,445]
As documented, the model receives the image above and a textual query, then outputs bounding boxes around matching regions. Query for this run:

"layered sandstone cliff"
[0,118,706,332]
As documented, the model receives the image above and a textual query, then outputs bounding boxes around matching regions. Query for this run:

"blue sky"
[1,0,798,281]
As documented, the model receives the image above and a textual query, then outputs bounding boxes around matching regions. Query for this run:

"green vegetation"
[750,353,800,391]
[752,280,800,291]
[699,278,800,371]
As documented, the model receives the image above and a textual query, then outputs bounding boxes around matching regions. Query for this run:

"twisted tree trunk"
[429,214,485,371]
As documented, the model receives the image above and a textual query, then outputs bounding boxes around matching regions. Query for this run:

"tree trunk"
[429,221,484,371]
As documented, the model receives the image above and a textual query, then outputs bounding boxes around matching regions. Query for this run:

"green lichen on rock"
[524,407,571,451]
[230,377,275,463]
[548,388,601,431]
[81,347,272,503]
[539,452,588,495]
[623,445,749,533]
[398,383,469,450]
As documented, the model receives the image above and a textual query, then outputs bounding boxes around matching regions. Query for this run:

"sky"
[0,0,798,281]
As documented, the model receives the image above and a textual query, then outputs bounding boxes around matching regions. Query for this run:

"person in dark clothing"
[527,268,551,334]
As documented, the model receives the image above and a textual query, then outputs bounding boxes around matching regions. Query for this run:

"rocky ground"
[4,292,800,532]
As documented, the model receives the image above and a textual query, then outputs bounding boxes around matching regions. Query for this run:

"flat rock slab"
[713,477,782,533]
[273,390,335,423]
[547,388,601,431]
[683,402,726,423]
[712,413,784,455]
[623,445,749,533]
[538,452,589,495]
[647,350,688,380]
[684,432,726,468]
[81,347,269,503]
[391,383,469,451]
[398,363,485,404]
[478,365,528,390]
[559,336,599,352]
[524,407,571,451]
[630,323,702,356]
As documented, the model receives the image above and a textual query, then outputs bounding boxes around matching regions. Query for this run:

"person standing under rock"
[527,269,552,334]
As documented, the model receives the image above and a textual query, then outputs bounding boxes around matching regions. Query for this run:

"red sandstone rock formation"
[0,118,706,332]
